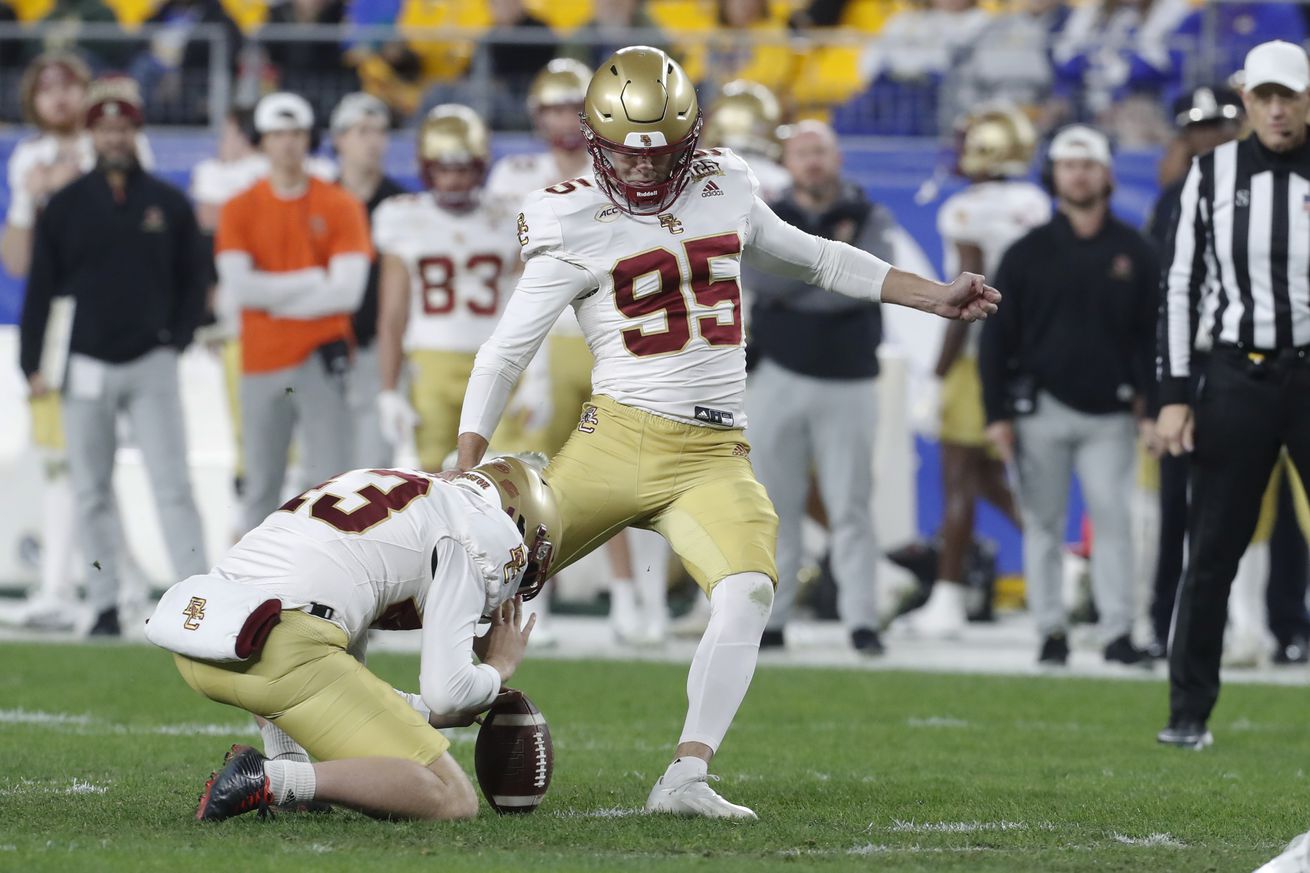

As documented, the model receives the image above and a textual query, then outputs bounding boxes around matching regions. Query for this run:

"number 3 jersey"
[212,468,528,647]
[372,192,524,354]
[460,148,895,436]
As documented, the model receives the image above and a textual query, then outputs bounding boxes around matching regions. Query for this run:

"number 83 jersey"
[373,192,524,353]
[519,149,759,427]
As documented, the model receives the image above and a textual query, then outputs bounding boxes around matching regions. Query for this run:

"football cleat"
[646,772,757,821]
[1156,720,1213,751]
[892,582,966,639]
[222,744,332,814]
[197,744,271,821]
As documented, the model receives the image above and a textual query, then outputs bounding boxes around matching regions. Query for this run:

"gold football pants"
[545,395,778,593]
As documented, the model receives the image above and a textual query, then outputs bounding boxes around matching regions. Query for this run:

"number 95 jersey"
[373,192,524,353]
[520,149,757,427]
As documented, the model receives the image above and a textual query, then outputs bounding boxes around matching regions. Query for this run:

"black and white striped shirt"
[1159,133,1310,405]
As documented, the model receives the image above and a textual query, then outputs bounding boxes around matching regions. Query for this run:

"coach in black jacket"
[18,77,209,637]
[979,124,1159,668]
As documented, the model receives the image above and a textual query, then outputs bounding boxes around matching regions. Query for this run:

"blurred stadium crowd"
[0,4,1308,681]
[0,0,1304,139]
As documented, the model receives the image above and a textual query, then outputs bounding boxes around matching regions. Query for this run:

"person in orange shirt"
[216,92,372,534]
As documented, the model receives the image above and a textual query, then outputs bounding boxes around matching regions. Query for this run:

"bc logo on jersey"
[183,596,207,631]
[517,212,530,247]
[659,214,685,235]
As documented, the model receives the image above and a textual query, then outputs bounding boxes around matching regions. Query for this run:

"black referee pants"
[1151,451,1189,647]
[1170,347,1310,724]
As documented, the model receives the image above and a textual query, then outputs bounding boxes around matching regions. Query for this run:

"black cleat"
[886,539,940,589]
[1274,635,1309,665]
[1157,720,1213,750]
[1104,634,1155,667]
[197,744,271,821]
[222,744,331,815]
[1038,632,1069,666]
[760,629,785,649]
[88,607,121,637]
[851,627,885,656]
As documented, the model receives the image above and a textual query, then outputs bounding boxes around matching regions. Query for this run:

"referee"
[1157,40,1310,749]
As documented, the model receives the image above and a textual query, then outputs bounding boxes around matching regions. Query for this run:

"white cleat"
[892,581,966,639]
[646,772,758,820]
[1255,828,1310,873]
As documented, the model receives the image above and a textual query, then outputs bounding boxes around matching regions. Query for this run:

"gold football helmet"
[418,103,491,209]
[581,46,703,215]
[460,456,561,602]
[956,106,1037,180]
[528,58,592,150]
[702,80,782,161]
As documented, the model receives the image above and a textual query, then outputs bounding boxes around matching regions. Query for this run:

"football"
[474,689,553,814]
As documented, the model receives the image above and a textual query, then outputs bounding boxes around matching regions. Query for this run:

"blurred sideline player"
[2,53,154,630]
[191,105,337,516]
[328,93,409,470]
[158,460,552,821]
[375,104,523,478]
[215,92,371,535]
[701,79,790,201]
[455,46,1000,818]
[486,58,666,646]
[895,106,1049,638]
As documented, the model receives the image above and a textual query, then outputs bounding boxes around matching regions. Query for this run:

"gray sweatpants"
[62,347,208,615]
[1014,392,1136,643]
[746,359,879,632]
[240,354,353,533]
[348,343,392,470]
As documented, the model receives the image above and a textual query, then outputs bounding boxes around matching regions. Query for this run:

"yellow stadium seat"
[525,0,593,31]
[790,44,865,108]
[399,0,491,81]
[649,0,715,33]
[221,0,269,31]
[840,0,905,32]
[104,0,153,27]
[11,0,53,22]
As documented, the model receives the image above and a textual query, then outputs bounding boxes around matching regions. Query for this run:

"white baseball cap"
[330,92,389,134]
[1048,124,1112,168]
[254,92,314,134]
[1243,40,1310,93]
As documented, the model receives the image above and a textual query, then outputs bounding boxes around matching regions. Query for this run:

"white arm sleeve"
[418,539,503,717]
[743,196,892,302]
[267,253,370,319]
[458,254,594,440]
[6,145,37,229]
[216,251,325,310]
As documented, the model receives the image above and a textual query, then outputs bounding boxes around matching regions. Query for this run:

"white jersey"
[739,152,790,202]
[486,151,588,336]
[937,179,1049,356]
[190,153,338,207]
[372,191,524,354]
[5,130,155,229]
[460,148,894,435]
[212,468,528,713]
[937,179,1050,277]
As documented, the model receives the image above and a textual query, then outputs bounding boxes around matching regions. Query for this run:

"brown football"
[474,689,553,814]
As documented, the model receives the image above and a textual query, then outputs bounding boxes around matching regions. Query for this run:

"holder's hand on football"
[481,597,535,684]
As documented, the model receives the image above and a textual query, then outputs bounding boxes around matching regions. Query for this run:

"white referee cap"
[254,92,314,134]
[1048,125,1112,168]
[1243,40,1310,93]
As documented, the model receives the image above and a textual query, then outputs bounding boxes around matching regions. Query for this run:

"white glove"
[377,389,419,446]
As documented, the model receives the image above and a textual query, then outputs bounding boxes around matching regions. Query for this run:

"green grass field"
[0,641,1305,872]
